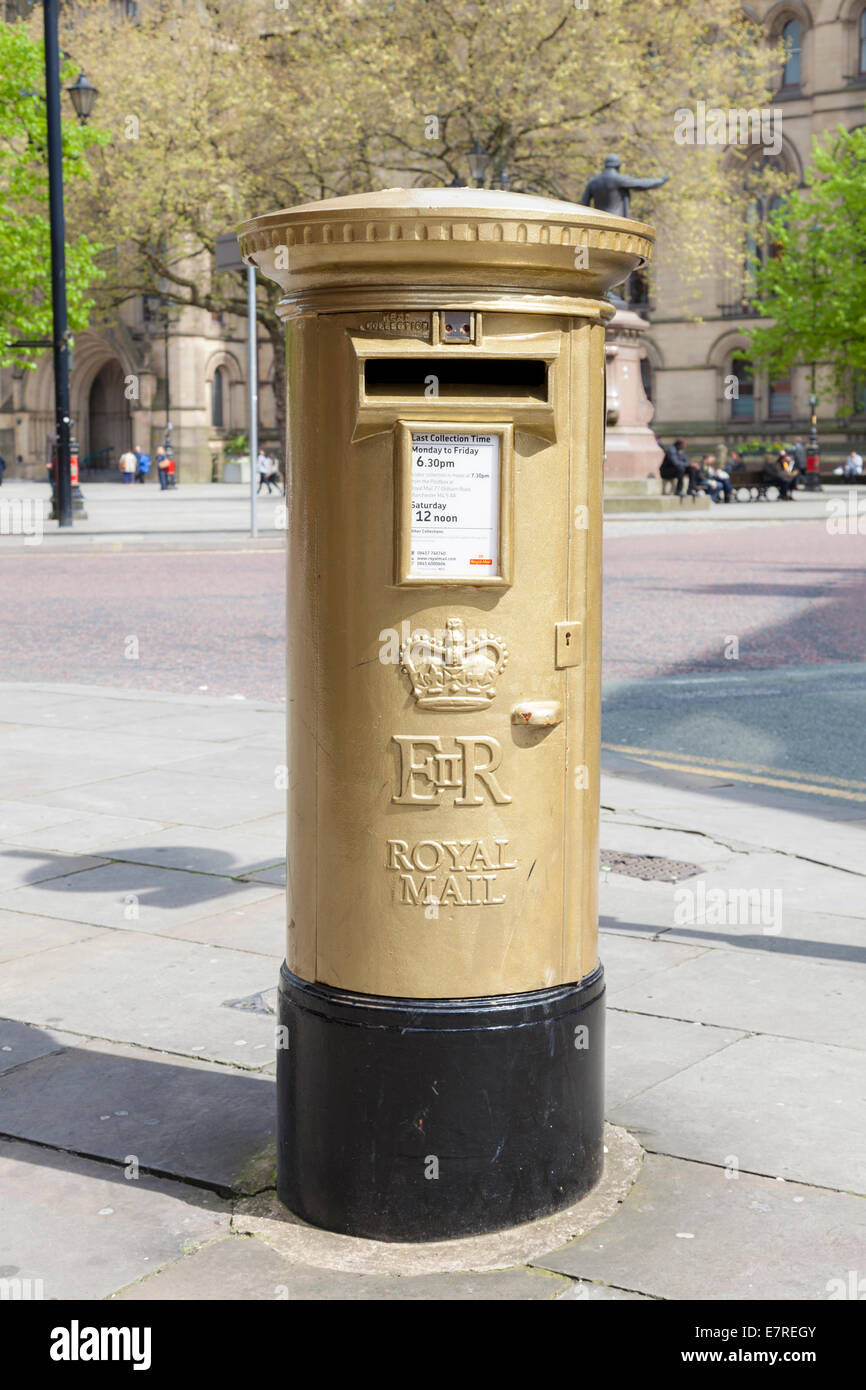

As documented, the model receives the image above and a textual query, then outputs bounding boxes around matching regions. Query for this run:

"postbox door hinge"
[555,620,583,668]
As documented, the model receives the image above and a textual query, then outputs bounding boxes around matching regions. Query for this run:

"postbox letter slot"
[365,357,547,401]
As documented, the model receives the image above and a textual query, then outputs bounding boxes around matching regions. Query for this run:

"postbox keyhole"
[555,620,582,669]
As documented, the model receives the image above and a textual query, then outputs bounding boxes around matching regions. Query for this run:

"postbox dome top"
[237,185,654,307]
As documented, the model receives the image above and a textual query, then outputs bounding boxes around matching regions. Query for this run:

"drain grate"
[600,851,702,883]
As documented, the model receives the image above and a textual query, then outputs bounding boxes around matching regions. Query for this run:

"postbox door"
[292,312,600,1000]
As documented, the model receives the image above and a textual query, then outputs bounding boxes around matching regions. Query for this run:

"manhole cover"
[600,851,701,882]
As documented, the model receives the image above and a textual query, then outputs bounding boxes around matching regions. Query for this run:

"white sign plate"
[409,431,500,578]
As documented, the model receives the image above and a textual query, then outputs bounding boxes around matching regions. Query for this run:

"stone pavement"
[0,681,862,1300]
[0,480,285,551]
[0,478,858,553]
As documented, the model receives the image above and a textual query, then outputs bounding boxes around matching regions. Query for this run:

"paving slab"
[130,708,285,744]
[0,860,277,934]
[112,1235,570,1301]
[607,947,866,1049]
[0,1018,80,1074]
[600,875,866,964]
[554,1281,652,1300]
[656,904,866,966]
[0,846,108,892]
[606,1009,745,1111]
[1,813,171,855]
[0,751,179,801]
[0,1039,275,1189]
[672,854,866,927]
[0,722,228,774]
[609,1033,866,1194]
[240,864,286,887]
[231,813,288,841]
[0,800,80,837]
[598,931,709,996]
[601,773,866,870]
[599,821,733,866]
[532,1151,866,1301]
[161,893,285,956]
[24,767,284,828]
[0,1138,229,1300]
[96,826,285,877]
[0,690,185,731]
[0,909,108,963]
[0,932,277,1066]
[599,876,685,934]
[177,745,288,787]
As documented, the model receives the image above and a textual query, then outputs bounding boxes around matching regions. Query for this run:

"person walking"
[135,446,151,485]
[119,449,136,484]
[154,447,170,490]
[265,453,283,495]
[256,449,278,494]
[0,453,6,487]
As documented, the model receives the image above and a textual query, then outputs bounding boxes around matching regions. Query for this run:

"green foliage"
[744,120,866,412]
[0,20,107,369]
[222,432,249,459]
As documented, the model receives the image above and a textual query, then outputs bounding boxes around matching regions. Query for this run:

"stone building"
[647,0,866,460]
[0,289,277,484]
[3,0,864,479]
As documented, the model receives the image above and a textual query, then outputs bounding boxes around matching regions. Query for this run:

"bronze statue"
[581,154,669,220]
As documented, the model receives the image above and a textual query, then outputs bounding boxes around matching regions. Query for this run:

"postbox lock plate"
[555,621,583,668]
[438,310,478,344]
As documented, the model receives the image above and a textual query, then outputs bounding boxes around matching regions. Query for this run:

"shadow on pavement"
[2,846,284,911]
[0,1019,276,1197]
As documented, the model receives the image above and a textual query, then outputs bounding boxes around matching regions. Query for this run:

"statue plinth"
[604,304,662,481]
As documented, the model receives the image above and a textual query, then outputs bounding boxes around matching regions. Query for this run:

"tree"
[743,121,866,413]
[0,20,105,369]
[62,0,784,455]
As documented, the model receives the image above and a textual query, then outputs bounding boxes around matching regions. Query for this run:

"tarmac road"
[601,518,866,808]
[2,514,863,804]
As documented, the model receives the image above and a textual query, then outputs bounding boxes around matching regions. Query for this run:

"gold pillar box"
[240,188,654,1241]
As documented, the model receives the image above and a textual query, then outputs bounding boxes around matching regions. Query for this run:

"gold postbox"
[240,188,654,1241]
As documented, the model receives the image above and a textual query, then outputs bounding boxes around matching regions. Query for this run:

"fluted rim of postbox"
[237,186,654,301]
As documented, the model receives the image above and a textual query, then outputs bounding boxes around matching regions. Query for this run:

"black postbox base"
[276,962,605,1242]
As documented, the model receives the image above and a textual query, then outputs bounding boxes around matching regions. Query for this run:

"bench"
[728,468,802,501]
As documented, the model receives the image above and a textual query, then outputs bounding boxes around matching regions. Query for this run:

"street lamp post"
[805,223,822,492]
[44,0,71,527]
[162,309,175,483]
[43,0,97,526]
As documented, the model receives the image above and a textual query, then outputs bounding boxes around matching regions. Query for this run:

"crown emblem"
[400,617,509,711]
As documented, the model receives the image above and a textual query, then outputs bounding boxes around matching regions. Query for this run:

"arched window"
[211,366,225,428]
[781,18,801,88]
[860,9,866,75]
[730,359,755,420]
